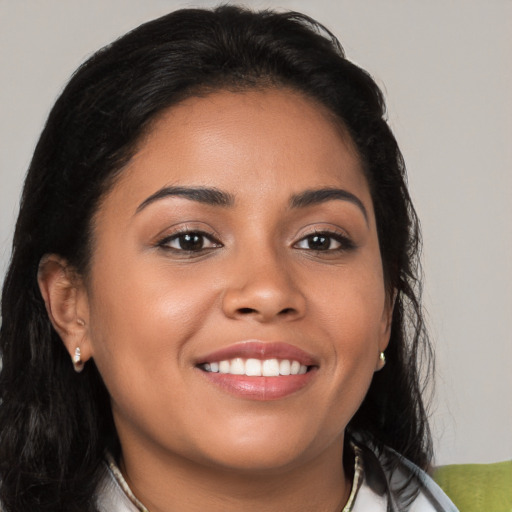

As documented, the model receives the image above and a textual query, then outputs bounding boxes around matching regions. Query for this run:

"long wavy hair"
[0,6,432,511]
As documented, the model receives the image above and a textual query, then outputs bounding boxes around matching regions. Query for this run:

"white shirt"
[95,449,459,512]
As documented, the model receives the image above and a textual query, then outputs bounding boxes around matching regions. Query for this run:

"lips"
[195,341,318,400]
[196,340,317,366]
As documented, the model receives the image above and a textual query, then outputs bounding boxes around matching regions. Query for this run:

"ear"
[375,288,397,371]
[37,254,93,365]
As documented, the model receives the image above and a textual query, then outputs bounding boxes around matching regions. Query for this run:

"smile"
[195,341,318,400]
[200,358,309,376]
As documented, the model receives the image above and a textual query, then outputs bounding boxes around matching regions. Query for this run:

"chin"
[190,423,341,474]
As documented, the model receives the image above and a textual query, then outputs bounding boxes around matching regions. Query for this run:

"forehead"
[102,88,371,215]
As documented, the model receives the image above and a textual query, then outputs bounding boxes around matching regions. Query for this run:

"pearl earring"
[73,347,84,373]
[376,351,386,371]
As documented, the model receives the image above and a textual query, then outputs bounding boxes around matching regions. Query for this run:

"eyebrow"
[136,186,235,213]
[135,185,368,223]
[290,188,368,223]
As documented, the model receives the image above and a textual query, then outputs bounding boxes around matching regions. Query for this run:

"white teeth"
[245,358,262,376]
[230,358,245,375]
[290,360,301,375]
[219,360,230,374]
[279,359,291,375]
[202,358,309,376]
[262,358,280,377]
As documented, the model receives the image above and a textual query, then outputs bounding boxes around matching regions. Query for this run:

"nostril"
[238,307,256,314]
[236,307,296,316]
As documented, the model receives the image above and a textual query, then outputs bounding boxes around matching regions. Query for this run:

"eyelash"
[156,228,355,255]
[293,230,356,253]
[156,229,222,254]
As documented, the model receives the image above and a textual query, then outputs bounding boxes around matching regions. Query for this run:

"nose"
[221,249,306,323]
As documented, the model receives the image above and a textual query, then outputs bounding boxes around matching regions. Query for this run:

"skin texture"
[39,89,392,512]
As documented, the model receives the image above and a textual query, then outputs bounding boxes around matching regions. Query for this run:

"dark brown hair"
[0,6,432,511]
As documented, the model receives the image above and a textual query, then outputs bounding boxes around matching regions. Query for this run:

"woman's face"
[79,89,391,473]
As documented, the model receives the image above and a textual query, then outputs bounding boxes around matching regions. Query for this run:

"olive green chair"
[433,460,512,511]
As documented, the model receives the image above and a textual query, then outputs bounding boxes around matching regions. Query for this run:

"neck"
[119,439,352,512]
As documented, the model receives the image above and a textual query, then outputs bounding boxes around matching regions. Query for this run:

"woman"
[0,6,458,512]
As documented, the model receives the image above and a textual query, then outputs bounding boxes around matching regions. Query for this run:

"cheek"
[84,261,219,438]
[85,253,219,385]
[313,256,387,339]
[308,256,387,389]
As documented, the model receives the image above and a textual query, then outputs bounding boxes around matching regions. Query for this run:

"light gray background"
[1,0,511,466]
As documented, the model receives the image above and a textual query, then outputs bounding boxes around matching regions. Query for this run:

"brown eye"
[294,231,355,252]
[304,234,334,250]
[160,231,221,252]
[176,233,205,251]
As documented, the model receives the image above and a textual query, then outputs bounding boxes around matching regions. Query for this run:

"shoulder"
[396,454,459,512]
[351,443,459,512]
[94,457,143,512]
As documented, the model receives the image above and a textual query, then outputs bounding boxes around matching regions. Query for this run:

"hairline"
[82,82,371,280]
